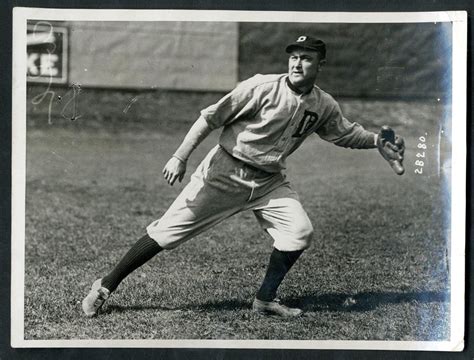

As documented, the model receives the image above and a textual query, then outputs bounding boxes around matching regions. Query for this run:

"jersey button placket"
[283,97,303,148]
[289,97,310,153]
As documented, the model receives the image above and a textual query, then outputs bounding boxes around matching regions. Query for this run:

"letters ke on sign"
[27,22,68,84]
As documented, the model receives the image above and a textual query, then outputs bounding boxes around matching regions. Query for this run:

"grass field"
[23,92,451,341]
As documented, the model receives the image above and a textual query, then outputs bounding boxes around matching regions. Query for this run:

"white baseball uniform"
[147,73,376,251]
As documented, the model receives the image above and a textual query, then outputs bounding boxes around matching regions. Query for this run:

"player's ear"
[317,59,326,71]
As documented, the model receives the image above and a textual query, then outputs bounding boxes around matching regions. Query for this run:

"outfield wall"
[27,21,239,91]
[240,22,452,99]
[27,20,451,98]
[68,22,239,91]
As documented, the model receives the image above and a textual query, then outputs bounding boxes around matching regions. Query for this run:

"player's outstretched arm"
[163,116,213,186]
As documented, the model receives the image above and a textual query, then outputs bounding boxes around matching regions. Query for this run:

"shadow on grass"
[105,299,246,314]
[104,290,449,314]
[191,290,450,313]
[104,304,177,314]
[288,290,450,312]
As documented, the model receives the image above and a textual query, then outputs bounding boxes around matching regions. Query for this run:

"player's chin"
[289,76,310,88]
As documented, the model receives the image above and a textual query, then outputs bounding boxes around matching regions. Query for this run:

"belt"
[218,145,275,177]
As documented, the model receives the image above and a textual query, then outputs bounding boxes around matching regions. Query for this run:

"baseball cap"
[285,35,326,58]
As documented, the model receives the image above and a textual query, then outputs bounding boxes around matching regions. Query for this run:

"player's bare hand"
[163,156,187,186]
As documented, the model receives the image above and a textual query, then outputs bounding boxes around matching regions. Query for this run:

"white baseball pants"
[147,145,313,251]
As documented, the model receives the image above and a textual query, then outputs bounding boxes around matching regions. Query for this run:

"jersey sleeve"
[200,77,260,130]
[316,102,377,149]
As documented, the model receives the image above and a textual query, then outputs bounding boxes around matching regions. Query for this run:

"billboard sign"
[27,22,68,84]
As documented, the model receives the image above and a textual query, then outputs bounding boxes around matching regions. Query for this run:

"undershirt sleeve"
[173,116,212,162]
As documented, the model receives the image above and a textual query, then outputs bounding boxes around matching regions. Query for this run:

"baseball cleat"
[82,278,110,317]
[252,298,303,318]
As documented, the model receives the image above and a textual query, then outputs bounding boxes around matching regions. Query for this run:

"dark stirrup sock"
[101,234,163,292]
[256,248,304,302]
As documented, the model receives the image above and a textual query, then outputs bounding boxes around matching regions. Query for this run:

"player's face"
[288,49,325,91]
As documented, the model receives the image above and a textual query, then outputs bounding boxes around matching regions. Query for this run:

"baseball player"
[82,35,405,318]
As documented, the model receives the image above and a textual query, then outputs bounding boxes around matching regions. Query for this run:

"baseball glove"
[377,126,405,175]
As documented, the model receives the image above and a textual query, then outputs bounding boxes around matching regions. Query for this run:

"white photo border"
[11,7,467,351]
